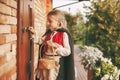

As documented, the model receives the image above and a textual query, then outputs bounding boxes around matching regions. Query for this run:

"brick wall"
[0,0,52,79]
[33,0,47,73]
[33,0,52,79]
[33,0,52,70]
[46,0,52,14]
[0,0,17,80]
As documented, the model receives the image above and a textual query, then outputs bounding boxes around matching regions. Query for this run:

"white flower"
[101,74,109,80]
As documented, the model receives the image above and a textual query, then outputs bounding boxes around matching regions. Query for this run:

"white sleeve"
[55,32,71,56]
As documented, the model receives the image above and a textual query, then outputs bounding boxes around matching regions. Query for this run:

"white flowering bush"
[79,45,120,80]
[79,46,103,69]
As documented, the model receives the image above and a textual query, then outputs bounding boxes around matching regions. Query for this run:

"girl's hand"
[28,27,36,34]
[47,41,61,49]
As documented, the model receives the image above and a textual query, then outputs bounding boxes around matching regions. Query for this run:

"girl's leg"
[35,69,44,80]
[43,69,49,80]
[35,77,39,80]
[49,66,60,80]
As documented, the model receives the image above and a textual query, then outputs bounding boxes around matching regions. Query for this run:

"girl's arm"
[55,32,71,56]
[28,27,44,44]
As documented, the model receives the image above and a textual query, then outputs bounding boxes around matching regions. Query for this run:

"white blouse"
[34,32,71,57]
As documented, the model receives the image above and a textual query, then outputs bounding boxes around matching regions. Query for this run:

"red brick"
[0,14,17,25]
[7,0,17,9]
[5,66,16,78]
[0,64,16,79]
[6,34,17,43]
[0,43,11,56]
[0,0,7,4]
[0,35,6,45]
[0,0,17,9]
[8,16,17,25]
[0,63,7,77]
[0,52,4,57]
[11,44,16,54]
[0,55,6,66]
[11,25,17,33]
[0,34,17,44]
[0,25,11,34]
[11,8,17,17]
[0,14,9,24]
[0,3,11,15]
[0,54,16,77]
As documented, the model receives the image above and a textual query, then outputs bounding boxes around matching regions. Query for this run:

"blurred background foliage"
[65,12,87,45]
[65,0,120,69]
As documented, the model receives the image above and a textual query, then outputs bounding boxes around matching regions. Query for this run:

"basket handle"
[50,31,57,56]
[39,32,57,59]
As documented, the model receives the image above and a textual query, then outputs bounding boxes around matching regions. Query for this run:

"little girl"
[29,10,75,80]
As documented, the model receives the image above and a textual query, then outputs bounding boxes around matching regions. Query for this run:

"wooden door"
[17,0,34,80]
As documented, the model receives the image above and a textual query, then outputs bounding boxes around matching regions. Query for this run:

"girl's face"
[47,15,60,31]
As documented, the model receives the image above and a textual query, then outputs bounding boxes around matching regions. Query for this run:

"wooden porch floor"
[74,45,88,80]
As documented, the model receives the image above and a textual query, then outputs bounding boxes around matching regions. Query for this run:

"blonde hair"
[47,10,67,29]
